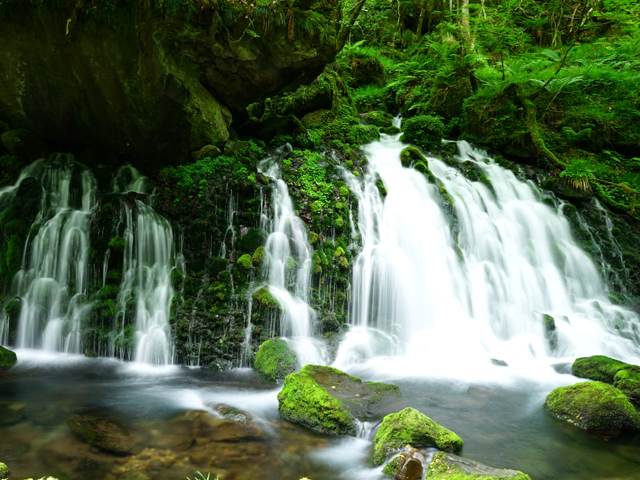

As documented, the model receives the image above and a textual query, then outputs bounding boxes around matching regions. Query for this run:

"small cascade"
[254,153,326,366]
[336,131,640,376]
[9,155,98,352]
[220,190,237,259]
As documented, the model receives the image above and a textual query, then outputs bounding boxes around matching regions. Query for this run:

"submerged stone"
[426,451,531,479]
[544,381,640,430]
[373,407,462,466]
[278,365,401,436]
[0,345,17,372]
[254,338,298,382]
[382,448,426,480]
[67,415,141,454]
[573,355,640,407]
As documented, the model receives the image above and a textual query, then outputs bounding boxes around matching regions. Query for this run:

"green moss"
[252,246,266,266]
[363,111,393,128]
[572,355,640,407]
[400,115,444,152]
[400,146,427,167]
[308,232,320,245]
[171,267,184,287]
[426,452,531,480]
[108,237,126,253]
[0,344,17,370]
[544,381,640,430]
[382,456,403,478]
[380,126,401,135]
[254,338,298,382]
[239,228,268,254]
[373,407,463,466]
[237,254,253,270]
[414,161,437,184]
[252,287,279,310]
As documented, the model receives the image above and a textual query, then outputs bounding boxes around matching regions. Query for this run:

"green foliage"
[236,254,252,270]
[401,115,444,152]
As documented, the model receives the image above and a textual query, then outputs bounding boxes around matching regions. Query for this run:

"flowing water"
[2,132,640,479]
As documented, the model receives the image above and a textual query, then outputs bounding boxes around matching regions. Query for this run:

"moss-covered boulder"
[0,345,17,372]
[544,381,640,430]
[426,452,531,480]
[0,461,8,480]
[278,364,401,436]
[400,146,428,167]
[400,115,444,152]
[362,111,394,128]
[373,407,463,466]
[573,355,640,407]
[254,338,298,382]
[67,414,141,454]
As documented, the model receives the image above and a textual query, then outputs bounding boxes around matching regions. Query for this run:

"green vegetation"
[573,355,640,406]
[373,407,463,466]
[544,381,640,430]
[426,452,532,480]
[254,338,298,382]
[0,345,17,370]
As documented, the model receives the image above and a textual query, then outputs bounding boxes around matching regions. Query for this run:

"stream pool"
[1,351,639,480]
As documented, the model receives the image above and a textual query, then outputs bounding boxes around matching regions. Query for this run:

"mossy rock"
[0,462,8,480]
[254,338,298,382]
[400,146,427,167]
[0,345,17,371]
[426,452,531,479]
[278,365,401,436]
[362,111,394,128]
[400,115,444,152]
[236,253,253,270]
[67,415,140,454]
[252,287,280,310]
[252,246,266,266]
[544,381,640,430]
[373,407,463,466]
[573,355,640,407]
[380,126,401,135]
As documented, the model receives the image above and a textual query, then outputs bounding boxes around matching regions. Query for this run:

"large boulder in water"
[573,355,640,407]
[426,452,532,479]
[278,364,401,436]
[373,407,463,466]
[0,345,17,372]
[254,338,298,382]
[544,381,640,430]
[67,415,141,454]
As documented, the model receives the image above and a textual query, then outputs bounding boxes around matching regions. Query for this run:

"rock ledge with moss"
[425,452,531,479]
[277,364,401,436]
[544,381,640,430]
[373,407,463,466]
[0,345,17,372]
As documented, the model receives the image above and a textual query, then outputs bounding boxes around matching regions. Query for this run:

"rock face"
[254,338,298,382]
[66,415,141,454]
[0,345,17,371]
[573,355,640,407]
[373,407,463,466]
[0,1,340,168]
[544,381,640,430]
[277,364,401,436]
[426,452,531,480]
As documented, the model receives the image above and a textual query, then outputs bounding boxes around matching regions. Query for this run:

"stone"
[542,177,594,203]
[373,407,462,466]
[573,355,640,408]
[490,358,509,367]
[278,364,401,436]
[382,449,425,480]
[0,403,24,426]
[380,126,402,135]
[66,415,141,454]
[426,451,531,479]
[254,338,298,382]
[400,146,427,167]
[544,381,640,430]
[0,345,17,372]
[170,409,263,443]
[362,111,394,128]
[192,144,221,161]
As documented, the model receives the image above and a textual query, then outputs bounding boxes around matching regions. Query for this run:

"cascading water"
[7,156,98,353]
[254,152,326,366]
[336,128,640,378]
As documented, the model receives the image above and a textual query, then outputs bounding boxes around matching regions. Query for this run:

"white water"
[8,156,98,352]
[256,153,326,366]
[335,131,640,381]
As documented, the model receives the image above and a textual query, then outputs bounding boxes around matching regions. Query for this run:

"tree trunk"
[336,0,369,51]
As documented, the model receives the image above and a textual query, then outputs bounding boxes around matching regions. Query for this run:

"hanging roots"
[287,4,294,41]
[561,176,592,192]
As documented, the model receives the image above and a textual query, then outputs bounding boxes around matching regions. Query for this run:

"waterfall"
[335,131,640,377]
[9,155,98,352]
[256,153,326,366]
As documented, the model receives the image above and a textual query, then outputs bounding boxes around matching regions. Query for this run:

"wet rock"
[542,177,594,203]
[362,111,394,128]
[170,409,263,443]
[254,338,298,382]
[0,344,17,372]
[426,451,531,479]
[382,448,425,480]
[192,145,222,161]
[490,358,509,367]
[400,146,427,167]
[544,381,640,430]
[573,355,640,408]
[542,314,557,351]
[212,404,252,423]
[380,126,402,135]
[66,415,141,454]
[0,403,25,426]
[278,365,401,436]
[373,407,462,466]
